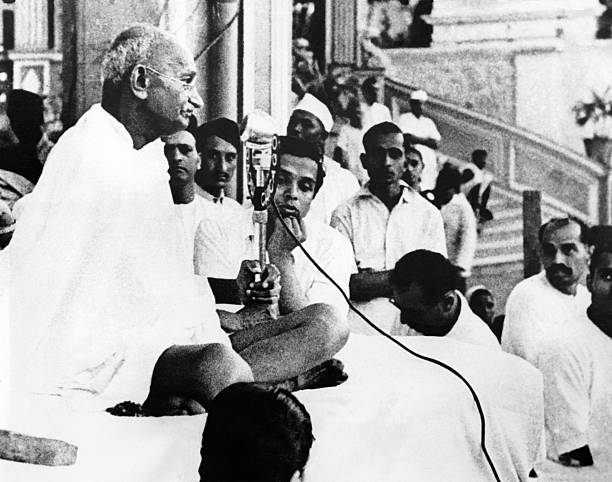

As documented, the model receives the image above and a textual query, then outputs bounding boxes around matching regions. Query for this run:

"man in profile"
[9,25,255,414]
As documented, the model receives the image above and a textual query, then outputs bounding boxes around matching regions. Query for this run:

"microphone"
[240,110,279,281]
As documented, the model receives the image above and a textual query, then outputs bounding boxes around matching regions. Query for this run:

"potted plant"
[573,88,612,164]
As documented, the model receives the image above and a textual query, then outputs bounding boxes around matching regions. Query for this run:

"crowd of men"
[1,23,611,481]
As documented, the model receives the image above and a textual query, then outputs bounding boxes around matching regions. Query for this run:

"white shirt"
[306,156,360,226]
[8,104,229,404]
[360,101,392,133]
[540,313,612,462]
[441,192,478,276]
[330,182,446,335]
[502,271,591,368]
[194,212,356,318]
[397,112,441,191]
[447,292,500,348]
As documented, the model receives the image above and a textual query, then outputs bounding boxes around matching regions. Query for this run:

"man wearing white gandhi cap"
[398,89,442,191]
[287,93,360,225]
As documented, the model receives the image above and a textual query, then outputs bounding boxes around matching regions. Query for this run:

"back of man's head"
[100,24,177,107]
[471,149,488,169]
[200,382,313,482]
[362,121,402,153]
[6,89,44,145]
[391,250,459,305]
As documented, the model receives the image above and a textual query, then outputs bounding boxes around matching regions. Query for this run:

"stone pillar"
[429,0,599,45]
[328,0,359,66]
[203,0,238,122]
[15,0,47,52]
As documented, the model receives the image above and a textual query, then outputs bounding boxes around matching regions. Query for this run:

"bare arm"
[404,133,438,149]
[349,269,393,301]
[267,215,309,315]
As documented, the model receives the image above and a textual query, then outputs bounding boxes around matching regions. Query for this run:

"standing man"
[398,89,441,191]
[360,76,391,133]
[539,242,612,469]
[331,121,446,335]
[431,165,478,292]
[401,145,424,192]
[502,217,591,367]
[287,93,360,225]
[8,25,254,413]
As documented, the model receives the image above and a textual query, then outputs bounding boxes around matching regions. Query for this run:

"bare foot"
[141,394,206,417]
[278,359,348,392]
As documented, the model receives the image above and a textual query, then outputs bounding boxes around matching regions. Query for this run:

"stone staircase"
[383,77,610,307]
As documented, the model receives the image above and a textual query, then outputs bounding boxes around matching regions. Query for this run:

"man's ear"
[196,153,202,171]
[360,152,368,170]
[130,65,149,100]
[441,291,456,315]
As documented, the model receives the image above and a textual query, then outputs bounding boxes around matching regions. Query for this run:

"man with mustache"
[537,241,612,471]
[195,135,353,388]
[502,217,591,368]
[193,117,246,220]
[330,121,446,335]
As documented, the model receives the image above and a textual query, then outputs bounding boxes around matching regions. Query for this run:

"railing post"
[523,190,542,279]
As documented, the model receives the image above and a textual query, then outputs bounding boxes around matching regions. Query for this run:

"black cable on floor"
[271,200,501,482]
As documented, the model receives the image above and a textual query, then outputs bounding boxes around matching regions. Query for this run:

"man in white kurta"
[397,90,441,191]
[502,218,591,368]
[287,93,359,226]
[331,122,446,335]
[536,245,612,478]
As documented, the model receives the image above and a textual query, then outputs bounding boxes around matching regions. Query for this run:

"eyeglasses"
[144,66,198,93]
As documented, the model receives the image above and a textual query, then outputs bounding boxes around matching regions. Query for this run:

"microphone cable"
[271,200,501,482]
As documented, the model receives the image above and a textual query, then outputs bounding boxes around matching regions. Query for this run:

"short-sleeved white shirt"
[330,182,447,335]
[306,156,360,226]
[397,112,441,191]
[502,271,591,368]
[194,211,356,318]
[540,314,612,460]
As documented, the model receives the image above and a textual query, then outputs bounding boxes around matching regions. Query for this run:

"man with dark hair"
[502,217,592,367]
[9,25,255,414]
[538,241,612,471]
[401,144,424,191]
[0,89,47,182]
[195,135,352,389]
[331,121,446,335]
[463,148,493,222]
[287,93,359,225]
[389,250,499,347]
[360,76,391,132]
[426,164,478,292]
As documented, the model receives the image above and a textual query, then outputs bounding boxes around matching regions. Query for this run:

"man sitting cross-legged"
[166,133,351,391]
[9,25,254,415]
[389,250,499,348]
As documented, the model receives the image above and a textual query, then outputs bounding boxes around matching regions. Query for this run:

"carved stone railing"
[385,77,610,225]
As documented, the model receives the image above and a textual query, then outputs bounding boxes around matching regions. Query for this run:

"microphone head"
[240,110,277,145]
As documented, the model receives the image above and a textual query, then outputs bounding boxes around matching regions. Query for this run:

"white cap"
[292,93,334,132]
[410,90,428,102]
